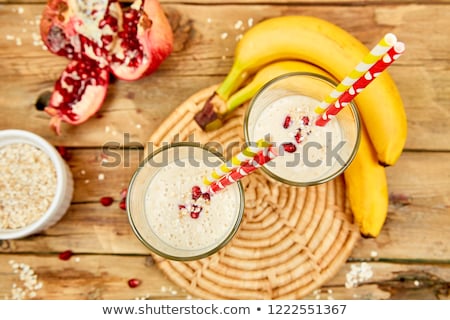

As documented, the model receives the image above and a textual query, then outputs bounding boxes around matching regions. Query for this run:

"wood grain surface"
[0,0,449,300]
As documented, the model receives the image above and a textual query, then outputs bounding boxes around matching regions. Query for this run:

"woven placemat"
[147,85,360,299]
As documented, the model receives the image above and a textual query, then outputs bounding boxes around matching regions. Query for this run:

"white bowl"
[0,130,73,239]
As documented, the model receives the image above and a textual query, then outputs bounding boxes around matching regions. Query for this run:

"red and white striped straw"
[207,146,278,194]
[315,41,405,126]
[314,33,397,114]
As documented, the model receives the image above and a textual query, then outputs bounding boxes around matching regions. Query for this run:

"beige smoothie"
[251,94,347,183]
[145,160,240,251]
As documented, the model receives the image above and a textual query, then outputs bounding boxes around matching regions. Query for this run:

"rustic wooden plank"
[0,203,143,254]
[310,262,450,300]
[0,4,449,149]
[1,151,448,262]
[0,75,223,147]
[3,197,448,260]
[0,254,448,299]
[3,4,449,75]
[0,254,188,300]
[352,151,450,260]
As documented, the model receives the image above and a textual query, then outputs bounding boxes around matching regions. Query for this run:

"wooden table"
[0,0,449,300]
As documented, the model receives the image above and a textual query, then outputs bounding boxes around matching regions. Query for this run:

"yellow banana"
[344,124,389,238]
[194,15,407,166]
[226,60,331,113]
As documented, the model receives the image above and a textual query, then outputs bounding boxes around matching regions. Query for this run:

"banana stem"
[226,82,257,113]
[216,65,248,101]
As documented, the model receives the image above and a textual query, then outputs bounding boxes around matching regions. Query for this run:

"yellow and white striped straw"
[203,138,271,186]
[315,33,397,114]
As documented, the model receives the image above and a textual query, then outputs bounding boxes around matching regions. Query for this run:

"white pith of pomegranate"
[41,0,123,65]
[109,0,173,80]
[45,59,109,134]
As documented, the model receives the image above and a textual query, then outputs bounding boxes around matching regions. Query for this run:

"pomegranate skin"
[109,0,174,81]
[45,59,109,134]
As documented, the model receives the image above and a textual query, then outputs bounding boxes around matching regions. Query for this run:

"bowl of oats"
[0,129,73,239]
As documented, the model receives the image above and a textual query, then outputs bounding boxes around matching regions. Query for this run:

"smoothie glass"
[244,72,361,186]
[127,142,245,261]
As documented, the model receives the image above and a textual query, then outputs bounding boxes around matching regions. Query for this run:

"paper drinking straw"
[315,41,405,126]
[203,138,271,186]
[314,33,397,114]
[208,146,278,194]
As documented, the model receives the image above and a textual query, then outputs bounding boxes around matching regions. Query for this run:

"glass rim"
[126,141,245,261]
[243,71,361,187]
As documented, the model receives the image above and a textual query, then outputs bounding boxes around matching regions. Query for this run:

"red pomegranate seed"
[282,143,297,153]
[178,204,186,210]
[119,199,126,211]
[100,196,114,206]
[190,205,203,219]
[56,146,71,161]
[191,186,202,200]
[202,193,211,201]
[302,116,310,126]
[58,250,73,261]
[127,278,141,288]
[190,211,200,219]
[294,130,302,143]
[283,115,292,129]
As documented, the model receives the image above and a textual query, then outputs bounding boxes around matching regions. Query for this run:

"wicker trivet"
[147,85,360,299]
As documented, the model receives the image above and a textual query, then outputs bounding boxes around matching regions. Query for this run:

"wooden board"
[0,1,449,300]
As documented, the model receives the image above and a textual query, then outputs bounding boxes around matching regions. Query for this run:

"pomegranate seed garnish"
[178,204,186,210]
[282,143,297,153]
[302,116,310,126]
[119,199,126,211]
[283,115,292,129]
[294,130,302,143]
[190,205,203,219]
[202,192,211,201]
[58,250,73,261]
[191,186,202,200]
[127,278,141,288]
[190,211,200,219]
[100,196,114,206]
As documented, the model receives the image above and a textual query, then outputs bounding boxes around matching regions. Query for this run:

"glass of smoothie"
[244,72,361,186]
[127,142,245,261]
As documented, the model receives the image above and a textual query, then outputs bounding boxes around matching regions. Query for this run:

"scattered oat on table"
[6,260,43,300]
[345,262,374,288]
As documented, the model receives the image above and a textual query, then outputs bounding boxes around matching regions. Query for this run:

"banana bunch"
[194,15,407,167]
[193,15,407,237]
